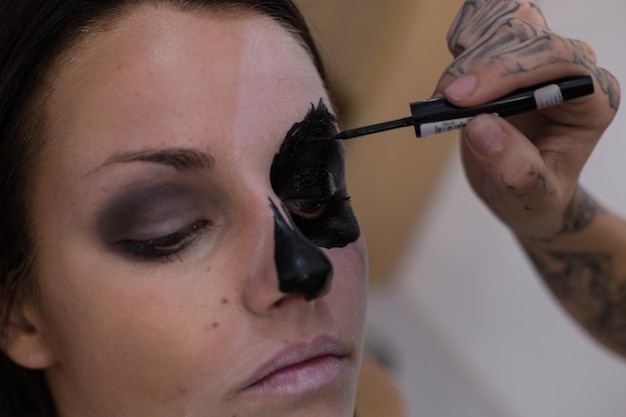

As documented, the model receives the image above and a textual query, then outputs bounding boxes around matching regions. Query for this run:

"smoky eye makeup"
[97,181,211,260]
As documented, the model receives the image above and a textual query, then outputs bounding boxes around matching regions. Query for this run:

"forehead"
[43,5,328,178]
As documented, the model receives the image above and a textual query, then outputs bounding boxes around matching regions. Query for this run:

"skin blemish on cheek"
[204,322,219,332]
[269,199,332,301]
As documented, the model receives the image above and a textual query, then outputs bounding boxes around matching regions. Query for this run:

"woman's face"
[27,6,367,417]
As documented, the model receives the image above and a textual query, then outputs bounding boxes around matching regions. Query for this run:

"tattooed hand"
[437,0,626,358]
[436,0,620,240]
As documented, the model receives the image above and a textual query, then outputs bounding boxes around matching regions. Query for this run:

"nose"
[269,199,333,301]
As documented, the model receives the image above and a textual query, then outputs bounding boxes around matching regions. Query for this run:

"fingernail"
[464,115,505,156]
[445,74,477,101]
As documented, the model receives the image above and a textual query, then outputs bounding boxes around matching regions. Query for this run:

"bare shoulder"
[355,355,406,417]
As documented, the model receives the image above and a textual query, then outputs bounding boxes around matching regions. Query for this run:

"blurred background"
[294,0,626,416]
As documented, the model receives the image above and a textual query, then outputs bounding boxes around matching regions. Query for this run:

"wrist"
[511,186,598,244]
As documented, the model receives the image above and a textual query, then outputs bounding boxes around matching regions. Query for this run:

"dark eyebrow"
[101,148,215,171]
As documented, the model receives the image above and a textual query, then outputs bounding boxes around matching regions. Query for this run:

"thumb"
[461,114,566,237]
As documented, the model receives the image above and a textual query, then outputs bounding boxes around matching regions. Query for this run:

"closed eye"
[118,220,208,261]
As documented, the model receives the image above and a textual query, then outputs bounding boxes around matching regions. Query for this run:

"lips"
[242,336,352,395]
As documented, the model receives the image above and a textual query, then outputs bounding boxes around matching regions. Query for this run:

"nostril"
[270,199,333,301]
[278,245,333,301]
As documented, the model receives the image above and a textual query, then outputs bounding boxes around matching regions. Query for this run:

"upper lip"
[241,335,351,391]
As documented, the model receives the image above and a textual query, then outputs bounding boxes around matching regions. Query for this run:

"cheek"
[333,235,368,282]
[35,247,240,411]
[325,236,368,325]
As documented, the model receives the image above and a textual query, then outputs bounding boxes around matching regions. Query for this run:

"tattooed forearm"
[446,0,625,358]
[527,248,626,356]
[525,189,626,355]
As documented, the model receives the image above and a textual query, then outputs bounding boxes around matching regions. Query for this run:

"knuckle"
[501,166,547,200]
[517,1,542,19]
[502,17,550,43]
[598,68,621,112]
[448,31,472,57]
[446,0,488,56]
[447,0,548,58]
[608,70,622,109]
[571,38,598,64]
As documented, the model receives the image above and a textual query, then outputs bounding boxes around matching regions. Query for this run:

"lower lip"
[245,355,349,396]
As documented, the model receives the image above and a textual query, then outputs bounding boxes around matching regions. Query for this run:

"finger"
[567,40,620,111]
[461,114,570,234]
[447,0,548,58]
[595,66,621,112]
[447,0,488,56]
[570,39,598,66]
[438,35,602,107]
[440,16,552,90]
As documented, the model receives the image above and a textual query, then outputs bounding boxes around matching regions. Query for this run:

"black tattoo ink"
[445,1,619,110]
[559,188,600,235]
[447,1,536,59]
[500,170,551,212]
[270,99,360,249]
[270,199,332,301]
[529,188,602,244]
[526,188,623,354]
[447,0,487,56]
[448,0,626,356]
[528,248,626,355]
[447,20,553,81]
[569,39,620,110]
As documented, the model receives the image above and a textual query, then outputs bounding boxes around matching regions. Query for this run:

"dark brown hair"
[0,1,326,415]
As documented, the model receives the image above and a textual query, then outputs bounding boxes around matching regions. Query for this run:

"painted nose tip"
[270,200,333,301]
[278,242,333,301]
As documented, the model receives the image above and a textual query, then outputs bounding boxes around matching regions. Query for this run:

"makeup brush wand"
[335,75,594,140]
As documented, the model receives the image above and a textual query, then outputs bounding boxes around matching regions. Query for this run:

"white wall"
[370,1,626,416]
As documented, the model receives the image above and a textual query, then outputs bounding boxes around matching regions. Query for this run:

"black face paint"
[270,99,360,249]
[270,199,333,301]
[268,99,360,300]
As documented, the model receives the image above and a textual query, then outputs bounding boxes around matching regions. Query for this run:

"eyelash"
[119,221,208,261]
[284,195,350,220]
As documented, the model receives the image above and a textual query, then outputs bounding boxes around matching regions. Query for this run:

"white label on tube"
[534,84,563,109]
[419,116,473,137]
